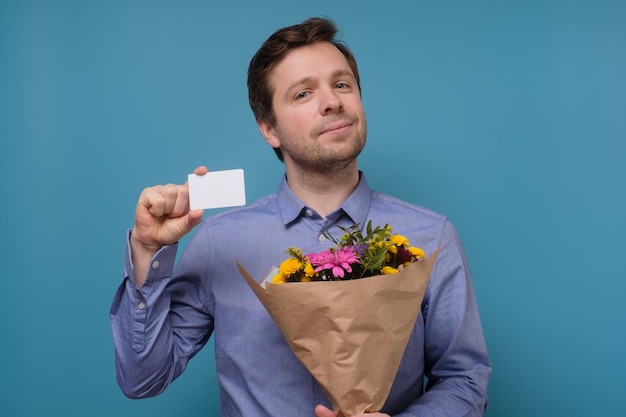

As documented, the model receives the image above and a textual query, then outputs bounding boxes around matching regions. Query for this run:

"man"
[110,17,491,417]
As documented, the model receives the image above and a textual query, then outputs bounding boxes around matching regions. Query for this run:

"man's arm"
[109,166,211,398]
[396,219,491,416]
[110,237,180,397]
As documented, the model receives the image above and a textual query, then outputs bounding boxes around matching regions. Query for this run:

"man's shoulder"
[369,191,458,252]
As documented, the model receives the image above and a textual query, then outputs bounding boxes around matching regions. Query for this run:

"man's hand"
[314,405,390,417]
[130,166,207,287]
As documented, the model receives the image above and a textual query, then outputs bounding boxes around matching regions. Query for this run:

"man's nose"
[319,88,343,114]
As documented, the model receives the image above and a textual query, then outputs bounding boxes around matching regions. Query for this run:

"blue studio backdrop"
[1,1,624,416]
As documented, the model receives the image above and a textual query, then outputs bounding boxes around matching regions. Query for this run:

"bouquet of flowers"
[272,221,426,283]
[238,222,438,417]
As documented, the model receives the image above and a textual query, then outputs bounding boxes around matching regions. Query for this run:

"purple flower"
[354,244,368,257]
[307,247,360,278]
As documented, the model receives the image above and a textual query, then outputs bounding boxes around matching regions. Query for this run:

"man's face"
[258,42,367,172]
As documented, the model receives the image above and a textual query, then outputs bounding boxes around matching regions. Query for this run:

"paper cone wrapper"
[238,248,438,417]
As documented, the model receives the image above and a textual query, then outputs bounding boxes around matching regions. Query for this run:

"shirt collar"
[277,171,372,227]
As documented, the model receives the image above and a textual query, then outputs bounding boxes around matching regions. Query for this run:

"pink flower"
[307,247,360,278]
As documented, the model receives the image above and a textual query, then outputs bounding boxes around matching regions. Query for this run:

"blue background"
[1,1,624,416]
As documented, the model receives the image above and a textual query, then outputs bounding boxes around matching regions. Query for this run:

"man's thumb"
[186,209,204,229]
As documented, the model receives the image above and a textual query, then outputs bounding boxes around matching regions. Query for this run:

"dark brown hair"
[247,17,361,161]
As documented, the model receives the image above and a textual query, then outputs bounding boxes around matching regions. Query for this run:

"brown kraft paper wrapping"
[238,248,439,417]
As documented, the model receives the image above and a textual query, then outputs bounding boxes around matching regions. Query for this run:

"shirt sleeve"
[395,219,491,417]
[109,229,214,399]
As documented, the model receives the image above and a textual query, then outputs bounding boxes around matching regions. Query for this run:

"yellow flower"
[304,262,316,277]
[408,246,425,259]
[376,241,385,249]
[286,246,304,260]
[278,258,302,275]
[272,273,286,284]
[390,234,409,247]
[300,275,311,282]
[381,266,399,275]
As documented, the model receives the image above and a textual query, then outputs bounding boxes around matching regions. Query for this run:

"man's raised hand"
[130,166,207,287]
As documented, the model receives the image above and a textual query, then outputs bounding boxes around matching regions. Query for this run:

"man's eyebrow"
[330,69,356,80]
[285,76,315,97]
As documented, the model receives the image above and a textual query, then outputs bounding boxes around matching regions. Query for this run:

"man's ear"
[257,119,281,149]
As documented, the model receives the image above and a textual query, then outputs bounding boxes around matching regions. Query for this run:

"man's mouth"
[319,120,353,135]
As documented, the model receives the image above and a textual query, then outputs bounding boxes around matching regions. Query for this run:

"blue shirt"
[110,173,491,416]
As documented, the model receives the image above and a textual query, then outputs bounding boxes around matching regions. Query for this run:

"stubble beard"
[284,115,368,176]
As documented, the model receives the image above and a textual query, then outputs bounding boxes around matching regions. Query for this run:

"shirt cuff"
[123,229,178,287]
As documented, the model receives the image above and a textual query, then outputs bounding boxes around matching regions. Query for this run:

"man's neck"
[284,161,360,218]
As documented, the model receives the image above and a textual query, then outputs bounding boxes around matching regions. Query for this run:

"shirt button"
[138,302,145,310]
[318,234,326,242]
[151,260,160,269]
[305,209,313,216]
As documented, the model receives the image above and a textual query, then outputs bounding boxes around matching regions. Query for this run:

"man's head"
[247,17,362,162]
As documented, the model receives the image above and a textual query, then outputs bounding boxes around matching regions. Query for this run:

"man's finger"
[194,165,208,176]
[140,187,167,217]
[169,185,191,218]
[314,405,336,417]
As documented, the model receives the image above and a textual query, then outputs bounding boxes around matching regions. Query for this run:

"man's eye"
[296,91,309,99]
[335,82,348,89]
